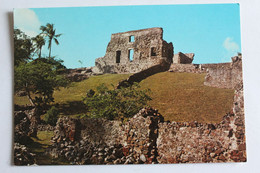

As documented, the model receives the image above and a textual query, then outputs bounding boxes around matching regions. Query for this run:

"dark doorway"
[116,50,121,63]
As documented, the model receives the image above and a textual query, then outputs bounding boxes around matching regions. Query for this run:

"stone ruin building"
[94,27,174,74]
[69,27,242,91]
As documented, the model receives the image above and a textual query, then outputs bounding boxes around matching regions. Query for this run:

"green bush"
[83,83,151,120]
[45,106,59,126]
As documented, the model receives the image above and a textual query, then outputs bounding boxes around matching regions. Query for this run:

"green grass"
[53,73,131,104]
[29,131,70,165]
[14,72,234,123]
[139,72,234,123]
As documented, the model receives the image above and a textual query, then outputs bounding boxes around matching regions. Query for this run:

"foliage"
[14,57,69,107]
[44,106,59,126]
[14,28,35,66]
[40,23,62,58]
[32,34,46,58]
[83,83,151,120]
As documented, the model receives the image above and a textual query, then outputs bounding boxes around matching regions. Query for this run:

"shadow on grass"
[27,135,70,165]
[57,101,88,116]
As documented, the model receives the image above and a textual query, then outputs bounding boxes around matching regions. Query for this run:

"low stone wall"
[50,82,246,164]
[116,59,170,88]
[50,108,164,164]
[65,67,92,82]
[168,63,202,73]
[203,55,243,89]
[168,55,243,89]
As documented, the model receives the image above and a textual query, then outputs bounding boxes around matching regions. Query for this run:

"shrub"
[83,83,151,120]
[45,106,59,126]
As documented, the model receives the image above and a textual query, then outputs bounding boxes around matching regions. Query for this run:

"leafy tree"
[14,57,68,107]
[32,34,46,58]
[83,83,151,120]
[40,23,62,58]
[14,28,35,66]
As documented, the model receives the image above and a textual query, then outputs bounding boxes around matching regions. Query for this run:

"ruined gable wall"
[104,27,164,64]
[95,28,173,74]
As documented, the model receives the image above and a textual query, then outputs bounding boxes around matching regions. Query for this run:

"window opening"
[128,49,134,62]
[151,47,156,56]
[129,35,135,42]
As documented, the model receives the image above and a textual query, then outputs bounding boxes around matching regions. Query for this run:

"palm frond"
[54,38,59,45]
[55,34,62,37]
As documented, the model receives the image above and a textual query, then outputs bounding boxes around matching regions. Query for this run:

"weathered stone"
[13,143,36,165]
[203,55,242,89]
[95,27,173,74]
[140,154,146,162]
[173,52,194,64]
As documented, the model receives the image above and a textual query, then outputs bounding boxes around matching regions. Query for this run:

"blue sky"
[14,4,241,68]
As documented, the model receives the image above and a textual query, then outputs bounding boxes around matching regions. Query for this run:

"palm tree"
[32,34,45,58]
[40,23,62,58]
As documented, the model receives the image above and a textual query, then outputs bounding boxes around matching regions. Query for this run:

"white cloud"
[223,37,239,53]
[14,8,41,37]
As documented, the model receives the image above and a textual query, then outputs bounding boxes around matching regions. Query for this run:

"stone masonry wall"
[168,63,202,73]
[50,108,164,164]
[203,55,243,89]
[168,55,243,89]
[116,59,170,88]
[157,82,246,163]
[173,52,194,64]
[95,28,173,74]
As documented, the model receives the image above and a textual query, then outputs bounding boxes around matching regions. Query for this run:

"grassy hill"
[14,72,234,123]
[14,74,131,105]
[139,72,234,123]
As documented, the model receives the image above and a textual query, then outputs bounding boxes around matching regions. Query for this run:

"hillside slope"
[14,72,234,123]
[14,74,131,105]
[140,72,234,123]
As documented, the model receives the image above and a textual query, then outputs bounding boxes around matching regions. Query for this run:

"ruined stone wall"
[95,28,173,74]
[173,52,194,64]
[168,55,243,89]
[116,59,170,88]
[168,63,202,73]
[157,82,246,163]
[203,55,243,89]
[50,108,163,164]
[50,82,246,164]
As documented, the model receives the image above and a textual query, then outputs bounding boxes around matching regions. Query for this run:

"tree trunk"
[26,91,35,107]
[49,42,52,58]
[39,47,42,59]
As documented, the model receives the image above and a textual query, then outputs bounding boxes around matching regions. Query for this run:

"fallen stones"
[13,143,36,165]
